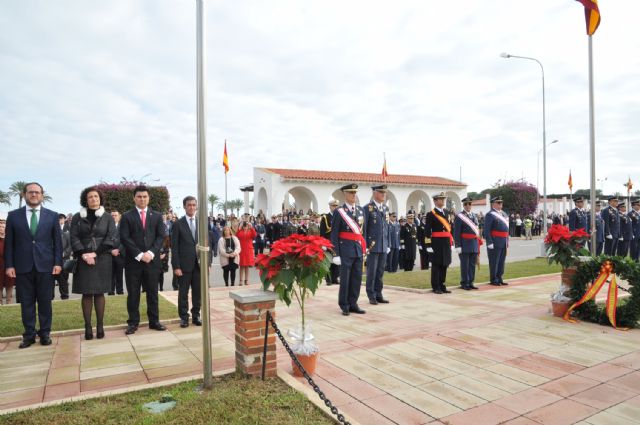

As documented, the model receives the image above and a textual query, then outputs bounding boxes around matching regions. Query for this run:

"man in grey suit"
[4,182,62,348]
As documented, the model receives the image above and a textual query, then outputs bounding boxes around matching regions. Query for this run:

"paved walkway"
[1,274,640,425]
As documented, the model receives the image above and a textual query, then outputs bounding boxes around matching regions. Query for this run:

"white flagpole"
[588,35,597,255]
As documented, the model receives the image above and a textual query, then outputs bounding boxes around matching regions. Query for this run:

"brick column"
[229,290,277,377]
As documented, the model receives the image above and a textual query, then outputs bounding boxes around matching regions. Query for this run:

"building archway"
[285,186,318,214]
[445,190,462,213]
[406,190,431,215]
[385,190,398,214]
[255,187,268,216]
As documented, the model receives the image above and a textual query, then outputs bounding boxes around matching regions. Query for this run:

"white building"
[249,167,467,218]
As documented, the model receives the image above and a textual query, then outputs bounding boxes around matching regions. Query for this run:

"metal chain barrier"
[262,310,351,425]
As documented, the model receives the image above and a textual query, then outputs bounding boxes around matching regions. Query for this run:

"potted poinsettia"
[544,224,591,316]
[255,234,332,376]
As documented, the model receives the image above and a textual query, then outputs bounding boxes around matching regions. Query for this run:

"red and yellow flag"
[381,155,388,179]
[568,170,573,191]
[626,176,633,193]
[222,140,229,174]
[576,0,601,36]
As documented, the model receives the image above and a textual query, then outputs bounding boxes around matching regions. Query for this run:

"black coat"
[119,207,166,270]
[171,216,214,273]
[424,209,452,266]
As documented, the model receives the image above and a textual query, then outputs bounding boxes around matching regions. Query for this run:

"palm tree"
[231,199,244,216]
[208,194,219,216]
[0,190,11,206]
[42,193,53,205]
[8,181,27,208]
[217,201,230,217]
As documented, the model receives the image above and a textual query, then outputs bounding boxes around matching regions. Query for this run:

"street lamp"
[537,140,559,194]
[597,177,607,195]
[501,52,550,246]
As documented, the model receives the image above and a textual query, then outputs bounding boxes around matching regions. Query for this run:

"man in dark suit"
[363,184,390,305]
[119,185,167,334]
[54,213,71,299]
[320,199,339,285]
[617,202,633,257]
[453,197,480,290]
[424,192,453,294]
[109,210,125,295]
[568,197,587,231]
[601,196,621,255]
[171,196,212,328]
[4,182,62,348]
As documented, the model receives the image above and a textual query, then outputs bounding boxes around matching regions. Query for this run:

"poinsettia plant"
[544,224,591,269]
[256,234,333,331]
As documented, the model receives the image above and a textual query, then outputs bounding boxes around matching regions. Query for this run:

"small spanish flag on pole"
[568,170,573,192]
[222,140,229,173]
[381,153,388,181]
[576,0,601,36]
[626,176,633,193]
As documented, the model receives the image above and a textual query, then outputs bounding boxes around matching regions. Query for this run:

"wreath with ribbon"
[564,256,640,329]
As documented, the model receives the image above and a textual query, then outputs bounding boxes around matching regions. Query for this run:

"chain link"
[617,284,631,293]
[265,311,351,425]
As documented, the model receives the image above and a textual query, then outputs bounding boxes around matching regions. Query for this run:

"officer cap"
[618,202,626,209]
[608,196,618,201]
[399,216,406,222]
[595,200,602,206]
[432,192,446,200]
[573,196,585,203]
[632,200,640,206]
[390,212,397,217]
[340,183,358,192]
[490,196,503,203]
[407,213,415,218]
[371,184,387,192]
[461,197,473,204]
[328,198,339,206]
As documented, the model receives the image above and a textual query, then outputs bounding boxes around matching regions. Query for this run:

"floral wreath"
[566,256,640,329]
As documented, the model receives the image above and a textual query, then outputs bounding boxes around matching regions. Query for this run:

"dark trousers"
[459,252,478,287]
[632,239,640,261]
[617,240,630,257]
[419,249,430,270]
[488,247,506,283]
[365,252,386,301]
[178,266,201,320]
[111,256,124,294]
[604,238,618,256]
[125,264,161,326]
[430,263,448,291]
[338,255,363,310]
[325,263,339,284]
[590,241,604,256]
[16,269,54,339]
[222,265,236,286]
[54,268,69,299]
[386,248,399,272]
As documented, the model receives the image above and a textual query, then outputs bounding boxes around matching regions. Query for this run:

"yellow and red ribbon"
[563,261,628,330]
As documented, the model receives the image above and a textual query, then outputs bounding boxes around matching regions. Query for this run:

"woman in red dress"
[235,219,257,286]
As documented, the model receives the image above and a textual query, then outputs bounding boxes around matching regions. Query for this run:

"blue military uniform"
[568,197,587,231]
[363,185,390,304]
[330,184,366,316]
[601,197,620,255]
[453,197,480,290]
[483,196,509,286]
[587,202,605,255]
[386,214,401,272]
[617,203,633,257]
[629,200,640,261]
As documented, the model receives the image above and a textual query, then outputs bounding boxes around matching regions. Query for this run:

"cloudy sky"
[1,0,638,215]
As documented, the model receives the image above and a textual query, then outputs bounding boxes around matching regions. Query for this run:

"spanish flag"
[626,176,633,193]
[381,154,388,179]
[568,170,573,191]
[222,140,229,173]
[576,0,601,36]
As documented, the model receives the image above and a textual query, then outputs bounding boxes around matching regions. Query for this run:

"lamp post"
[537,139,559,196]
[597,177,607,195]
[501,53,550,255]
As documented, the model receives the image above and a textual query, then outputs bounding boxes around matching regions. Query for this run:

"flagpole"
[588,34,597,255]
[196,0,213,390]
[224,171,228,220]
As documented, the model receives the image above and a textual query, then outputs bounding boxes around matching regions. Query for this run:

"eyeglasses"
[26,191,42,195]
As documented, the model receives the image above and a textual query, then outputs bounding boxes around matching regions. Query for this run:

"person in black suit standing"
[119,185,167,335]
[109,210,125,295]
[171,196,212,328]
[424,192,453,294]
[4,182,63,348]
[55,213,71,299]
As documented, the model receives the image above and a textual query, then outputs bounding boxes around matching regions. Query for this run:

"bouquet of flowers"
[255,234,333,355]
[544,224,591,269]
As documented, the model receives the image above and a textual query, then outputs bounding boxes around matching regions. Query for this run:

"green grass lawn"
[384,257,561,290]
[0,295,178,338]
[0,375,333,425]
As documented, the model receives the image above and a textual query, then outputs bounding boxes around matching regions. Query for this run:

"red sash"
[491,231,509,238]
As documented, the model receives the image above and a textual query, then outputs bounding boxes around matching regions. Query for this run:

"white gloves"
[488,244,494,250]
[606,235,613,240]
[386,247,390,254]
[426,248,434,253]
[418,246,422,250]
[400,245,405,250]
[456,247,462,254]
[332,256,341,266]
[619,237,624,241]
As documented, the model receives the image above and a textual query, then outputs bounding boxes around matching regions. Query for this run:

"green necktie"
[30,208,38,237]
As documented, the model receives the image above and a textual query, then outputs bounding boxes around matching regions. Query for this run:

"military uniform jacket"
[363,201,389,253]
[601,206,620,239]
[320,212,333,239]
[453,210,480,254]
[568,208,587,231]
[424,208,452,265]
[399,223,417,250]
[330,204,364,259]
[587,212,605,243]
[483,209,510,249]
[620,213,634,241]
[630,209,640,239]
[388,221,400,249]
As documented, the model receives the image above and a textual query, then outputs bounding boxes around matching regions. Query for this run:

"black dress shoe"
[108,292,115,296]
[369,299,378,305]
[461,285,471,290]
[149,323,167,331]
[40,336,52,346]
[180,320,189,328]
[341,309,350,316]
[489,282,501,286]
[192,318,202,326]
[96,326,105,339]
[432,289,443,294]
[125,325,138,335]
[469,285,479,290]
[376,298,390,304]
[349,306,366,314]
[85,326,94,340]
[442,289,452,294]
[19,337,36,349]
[500,282,509,286]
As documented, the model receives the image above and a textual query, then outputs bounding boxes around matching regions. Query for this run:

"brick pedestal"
[229,290,277,377]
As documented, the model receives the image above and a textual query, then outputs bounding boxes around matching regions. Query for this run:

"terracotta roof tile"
[262,168,465,187]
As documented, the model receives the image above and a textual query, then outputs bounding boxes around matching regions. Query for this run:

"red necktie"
[140,210,146,229]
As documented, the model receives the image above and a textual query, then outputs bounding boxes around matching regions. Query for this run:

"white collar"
[80,206,105,218]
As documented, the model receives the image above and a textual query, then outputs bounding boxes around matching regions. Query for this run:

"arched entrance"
[285,186,318,214]
[445,191,462,213]
[256,187,268,216]
[406,190,431,214]
[385,189,398,214]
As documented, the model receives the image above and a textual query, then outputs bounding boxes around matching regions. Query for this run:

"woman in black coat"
[70,187,117,340]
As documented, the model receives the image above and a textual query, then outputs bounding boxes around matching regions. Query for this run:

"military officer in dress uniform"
[453,197,480,290]
[417,216,430,270]
[363,185,391,305]
[330,184,366,316]
[386,212,401,272]
[587,200,605,255]
[617,203,633,257]
[483,196,510,286]
[630,200,640,261]
[601,196,620,255]
[321,199,339,285]
[424,192,453,294]
[568,197,588,231]
[400,214,417,271]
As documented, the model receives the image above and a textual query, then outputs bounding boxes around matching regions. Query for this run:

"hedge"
[94,183,170,214]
